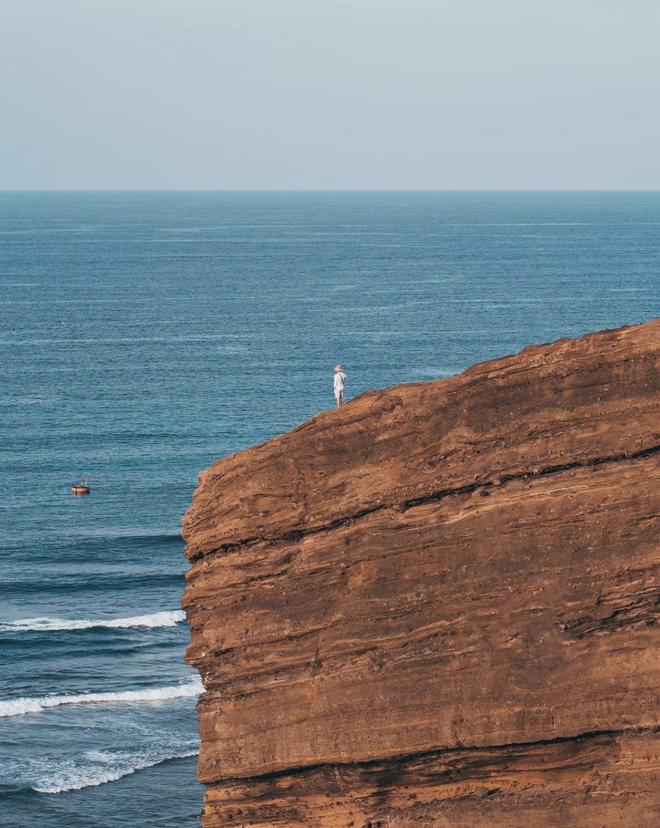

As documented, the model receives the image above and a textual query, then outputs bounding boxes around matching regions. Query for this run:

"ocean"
[1,191,659,828]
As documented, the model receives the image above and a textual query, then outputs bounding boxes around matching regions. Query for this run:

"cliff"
[182,319,660,828]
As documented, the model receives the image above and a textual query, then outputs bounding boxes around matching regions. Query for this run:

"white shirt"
[333,371,346,395]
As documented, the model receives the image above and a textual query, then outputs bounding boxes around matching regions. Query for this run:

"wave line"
[0,676,203,718]
[0,610,186,633]
[33,748,200,794]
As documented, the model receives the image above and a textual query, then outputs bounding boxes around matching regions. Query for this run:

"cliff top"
[183,318,660,561]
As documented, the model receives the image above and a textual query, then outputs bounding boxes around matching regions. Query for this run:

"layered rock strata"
[183,319,660,827]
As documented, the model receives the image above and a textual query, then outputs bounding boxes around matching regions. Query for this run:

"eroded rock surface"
[183,320,660,827]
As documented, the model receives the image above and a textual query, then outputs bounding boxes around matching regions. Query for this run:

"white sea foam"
[31,746,199,794]
[0,610,186,632]
[0,676,203,718]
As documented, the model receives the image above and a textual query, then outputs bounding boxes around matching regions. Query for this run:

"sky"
[1,0,659,190]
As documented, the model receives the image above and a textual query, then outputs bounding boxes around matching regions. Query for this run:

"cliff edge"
[183,319,660,827]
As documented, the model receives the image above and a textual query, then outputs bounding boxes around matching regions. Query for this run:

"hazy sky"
[1,0,659,189]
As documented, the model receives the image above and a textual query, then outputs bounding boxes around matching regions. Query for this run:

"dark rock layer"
[183,319,660,827]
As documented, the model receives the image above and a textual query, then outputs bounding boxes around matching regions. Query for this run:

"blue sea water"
[1,191,659,828]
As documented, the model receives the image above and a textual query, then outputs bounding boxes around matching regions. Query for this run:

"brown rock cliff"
[183,319,660,827]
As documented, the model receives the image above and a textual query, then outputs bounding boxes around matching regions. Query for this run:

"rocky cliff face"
[182,319,660,827]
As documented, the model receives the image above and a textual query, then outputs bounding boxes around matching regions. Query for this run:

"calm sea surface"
[1,191,659,827]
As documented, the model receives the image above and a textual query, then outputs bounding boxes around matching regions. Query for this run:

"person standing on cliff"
[333,364,346,408]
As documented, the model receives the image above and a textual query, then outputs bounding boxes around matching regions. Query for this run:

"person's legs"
[335,392,343,408]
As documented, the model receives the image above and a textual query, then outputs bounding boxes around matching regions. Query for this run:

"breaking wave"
[0,676,203,718]
[0,610,186,633]
[32,746,199,794]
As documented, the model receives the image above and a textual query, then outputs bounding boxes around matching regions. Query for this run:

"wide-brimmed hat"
[334,364,343,371]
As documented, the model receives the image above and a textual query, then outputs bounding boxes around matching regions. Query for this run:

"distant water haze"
[1,0,659,189]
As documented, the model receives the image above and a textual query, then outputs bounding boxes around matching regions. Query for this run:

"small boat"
[72,476,90,495]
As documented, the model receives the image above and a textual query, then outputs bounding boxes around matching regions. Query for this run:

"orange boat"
[72,476,90,495]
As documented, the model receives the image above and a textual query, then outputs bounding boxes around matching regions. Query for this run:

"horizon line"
[2,188,660,194]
